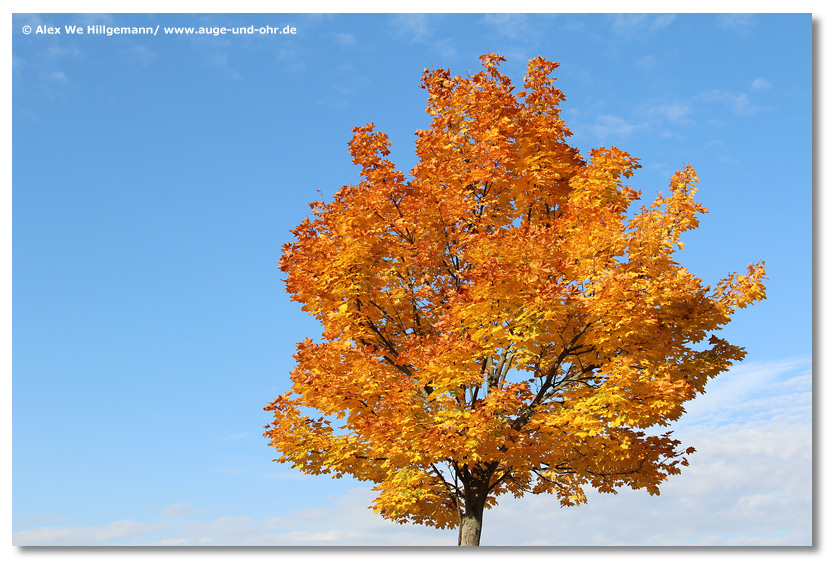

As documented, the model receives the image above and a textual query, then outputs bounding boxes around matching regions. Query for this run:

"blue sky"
[8,7,816,556]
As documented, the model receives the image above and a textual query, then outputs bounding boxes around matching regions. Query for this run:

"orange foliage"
[264,54,766,542]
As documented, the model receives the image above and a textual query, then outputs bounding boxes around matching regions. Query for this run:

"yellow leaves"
[266,52,767,532]
[714,261,768,309]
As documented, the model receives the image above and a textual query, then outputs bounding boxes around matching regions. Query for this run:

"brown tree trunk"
[457,483,487,546]
[456,461,499,546]
[457,509,484,546]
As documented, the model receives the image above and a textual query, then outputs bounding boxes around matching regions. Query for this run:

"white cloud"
[610,14,676,39]
[637,54,659,68]
[126,44,157,66]
[650,14,677,31]
[13,37,79,97]
[481,13,530,39]
[43,45,82,60]
[336,33,356,46]
[480,357,812,545]
[627,85,768,136]
[273,47,306,73]
[15,358,811,546]
[205,52,241,81]
[431,39,457,60]
[162,503,202,518]
[653,102,691,122]
[698,89,758,115]
[218,432,251,443]
[74,13,115,27]
[16,13,43,27]
[388,14,456,60]
[718,14,757,38]
[752,78,772,90]
[583,114,646,140]
[45,71,68,85]
[158,493,454,545]
[390,14,431,42]
[680,357,811,428]
[13,520,168,546]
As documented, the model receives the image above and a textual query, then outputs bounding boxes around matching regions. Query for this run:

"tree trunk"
[457,510,484,546]
[456,462,497,545]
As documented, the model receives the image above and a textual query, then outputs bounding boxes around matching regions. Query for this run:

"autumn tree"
[263,54,766,546]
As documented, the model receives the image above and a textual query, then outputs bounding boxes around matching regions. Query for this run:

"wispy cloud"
[620,84,765,139]
[609,14,676,39]
[482,417,810,545]
[581,114,647,140]
[335,32,356,46]
[162,503,203,518]
[13,520,168,546]
[15,495,453,546]
[679,357,811,428]
[572,83,760,144]
[42,44,82,59]
[637,54,659,68]
[204,50,241,81]
[16,513,70,527]
[752,78,772,90]
[126,44,157,67]
[431,39,458,60]
[273,47,307,73]
[390,13,431,42]
[389,14,456,60]
[44,71,69,85]
[15,358,810,546]
[698,89,759,115]
[73,13,115,27]
[218,432,251,443]
[718,14,757,38]
[481,13,531,39]
[476,357,812,546]
[652,102,691,122]
[12,25,81,97]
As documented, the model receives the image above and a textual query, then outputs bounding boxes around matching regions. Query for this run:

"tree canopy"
[263,53,766,546]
